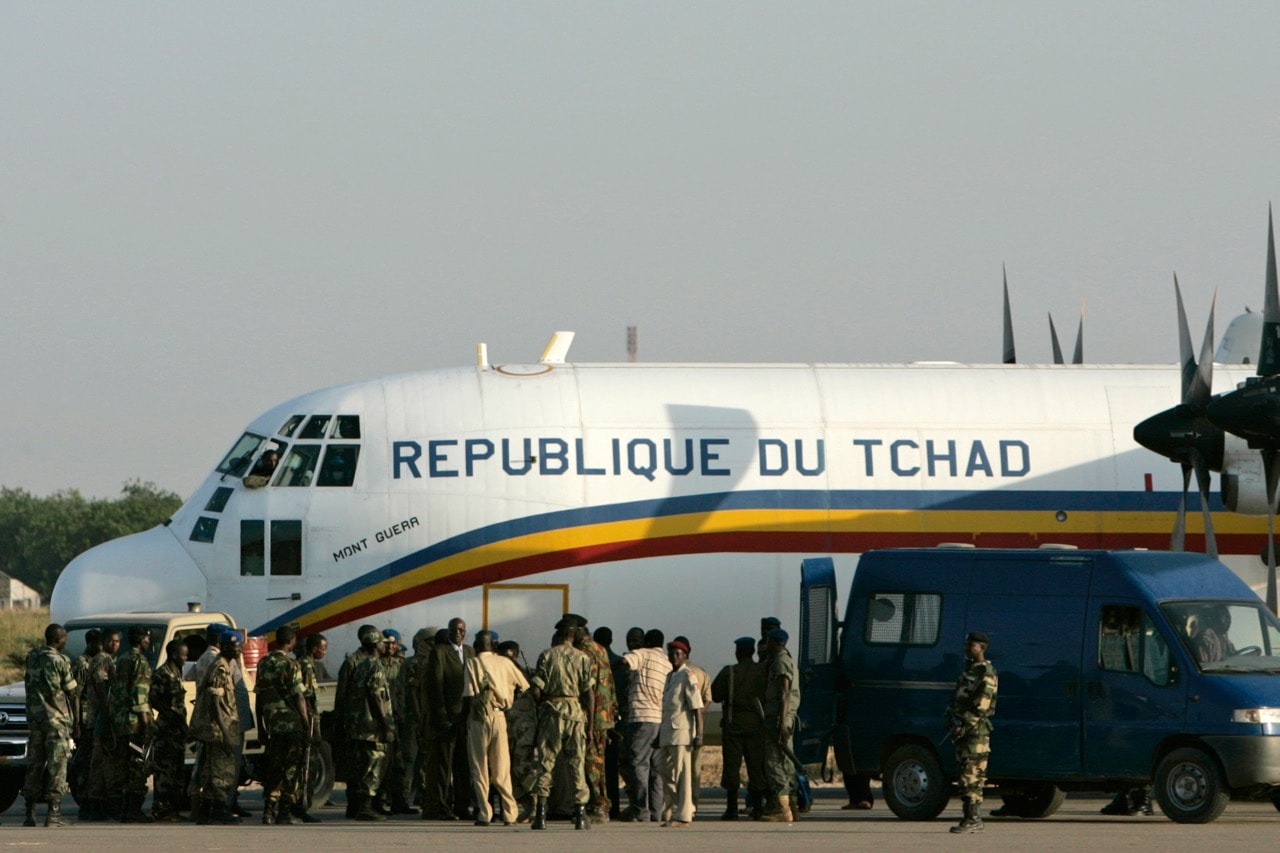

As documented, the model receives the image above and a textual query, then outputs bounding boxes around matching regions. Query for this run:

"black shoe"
[474,818,490,826]
[293,806,322,824]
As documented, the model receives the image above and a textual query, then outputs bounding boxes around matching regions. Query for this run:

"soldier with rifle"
[256,625,321,824]
[109,625,155,823]
[148,638,189,821]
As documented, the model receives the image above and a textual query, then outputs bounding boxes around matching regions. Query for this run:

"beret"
[667,639,690,654]
[767,628,789,644]
[735,636,756,649]
[382,628,401,642]
[966,631,990,646]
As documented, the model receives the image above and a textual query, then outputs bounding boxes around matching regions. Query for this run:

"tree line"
[0,481,182,601]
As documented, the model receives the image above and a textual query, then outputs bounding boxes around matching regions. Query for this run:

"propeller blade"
[1190,290,1217,409]
[1266,448,1279,614]
[1259,205,1280,378]
[1049,313,1064,365]
[1175,276,1195,402]
[1071,300,1085,365]
[1192,452,1218,559]
[1003,266,1016,365]
[1171,462,1190,552]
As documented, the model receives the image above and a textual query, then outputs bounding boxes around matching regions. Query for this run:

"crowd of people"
[16,610,819,828]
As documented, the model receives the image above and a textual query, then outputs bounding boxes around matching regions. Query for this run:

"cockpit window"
[274,445,322,487]
[278,415,305,438]
[216,433,266,478]
[333,415,361,439]
[299,415,332,439]
[317,445,360,487]
[243,440,288,489]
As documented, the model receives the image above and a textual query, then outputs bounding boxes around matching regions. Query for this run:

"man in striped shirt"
[620,629,671,822]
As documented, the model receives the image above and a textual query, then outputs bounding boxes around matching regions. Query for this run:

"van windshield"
[1161,600,1280,674]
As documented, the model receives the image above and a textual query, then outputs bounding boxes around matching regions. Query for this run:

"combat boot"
[761,793,792,822]
[290,803,321,824]
[721,788,740,820]
[191,797,208,824]
[572,803,589,830]
[950,799,984,833]
[531,797,547,830]
[216,802,243,825]
[281,803,305,825]
[45,798,67,827]
[22,798,36,827]
[262,800,278,825]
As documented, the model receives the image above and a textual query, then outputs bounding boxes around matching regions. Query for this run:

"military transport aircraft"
[49,212,1280,657]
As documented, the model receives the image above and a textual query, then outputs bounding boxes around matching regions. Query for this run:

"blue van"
[795,547,1280,824]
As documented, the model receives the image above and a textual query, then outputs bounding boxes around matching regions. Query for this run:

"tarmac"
[2,786,1278,851]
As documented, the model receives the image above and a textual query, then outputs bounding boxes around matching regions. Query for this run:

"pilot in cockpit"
[243,447,280,489]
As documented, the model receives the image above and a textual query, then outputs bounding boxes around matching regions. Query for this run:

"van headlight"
[1232,708,1280,724]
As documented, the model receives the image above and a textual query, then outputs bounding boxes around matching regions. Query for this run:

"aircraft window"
[189,517,218,543]
[333,415,361,439]
[278,415,305,438]
[299,415,332,439]
[244,440,288,489]
[271,520,302,576]
[215,433,266,478]
[241,520,265,576]
[204,487,234,513]
[317,445,360,487]
[864,592,942,646]
[274,445,322,487]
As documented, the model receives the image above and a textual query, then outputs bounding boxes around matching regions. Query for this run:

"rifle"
[753,697,804,773]
[302,712,315,810]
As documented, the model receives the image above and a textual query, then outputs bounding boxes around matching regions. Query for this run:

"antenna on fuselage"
[540,331,575,364]
[477,342,491,371]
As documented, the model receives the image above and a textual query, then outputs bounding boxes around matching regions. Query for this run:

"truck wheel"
[1155,747,1229,824]
[307,740,336,808]
[997,783,1065,818]
[0,769,20,813]
[883,743,949,820]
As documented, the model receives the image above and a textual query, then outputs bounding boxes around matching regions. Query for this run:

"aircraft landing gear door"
[796,557,840,765]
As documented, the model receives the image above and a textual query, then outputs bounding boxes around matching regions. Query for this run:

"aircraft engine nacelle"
[1221,437,1271,515]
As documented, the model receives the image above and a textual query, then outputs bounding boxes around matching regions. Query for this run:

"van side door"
[796,557,840,764]
[1083,600,1186,778]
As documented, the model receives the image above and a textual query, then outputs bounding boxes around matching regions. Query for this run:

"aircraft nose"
[50,525,207,623]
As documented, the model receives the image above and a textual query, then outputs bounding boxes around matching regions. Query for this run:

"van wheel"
[997,783,1065,818]
[883,744,949,820]
[1155,747,1229,824]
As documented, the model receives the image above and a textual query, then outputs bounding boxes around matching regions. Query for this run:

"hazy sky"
[4,2,1280,499]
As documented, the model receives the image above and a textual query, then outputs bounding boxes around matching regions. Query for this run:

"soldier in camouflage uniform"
[377,628,416,815]
[81,628,120,821]
[947,631,998,834]
[527,625,595,831]
[760,627,800,822]
[148,638,189,821]
[67,629,99,820]
[257,625,319,825]
[22,623,79,827]
[297,633,332,809]
[711,636,767,820]
[347,628,394,821]
[192,631,242,825]
[109,625,155,823]
[332,623,377,817]
[398,627,433,810]
[567,615,617,822]
[501,641,537,822]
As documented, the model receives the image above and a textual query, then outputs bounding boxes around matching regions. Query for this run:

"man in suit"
[422,617,475,820]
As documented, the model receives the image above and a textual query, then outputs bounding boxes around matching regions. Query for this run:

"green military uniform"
[256,649,308,813]
[148,658,188,819]
[83,649,115,814]
[577,637,617,817]
[346,653,393,810]
[527,643,594,806]
[22,645,78,805]
[68,649,92,807]
[378,652,406,808]
[507,685,539,805]
[192,655,240,810]
[711,657,767,799]
[762,645,800,800]
[948,657,998,804]
[331,647,368,786]
[108,645,153,813]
